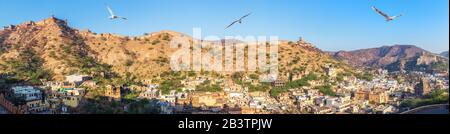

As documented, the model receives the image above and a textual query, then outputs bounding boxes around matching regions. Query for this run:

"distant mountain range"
[441,51,449,58]
[331,45,449,73]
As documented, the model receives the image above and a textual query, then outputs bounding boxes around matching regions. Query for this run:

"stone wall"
[0,94,28,114]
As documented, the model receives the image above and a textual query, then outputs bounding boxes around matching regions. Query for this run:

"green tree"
[7,47,52,85]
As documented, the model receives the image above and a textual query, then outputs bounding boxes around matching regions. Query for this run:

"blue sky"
[0,0,448,53]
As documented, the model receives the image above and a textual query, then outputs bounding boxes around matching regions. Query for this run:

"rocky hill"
[333,45,449,73]
[0,17,356,84]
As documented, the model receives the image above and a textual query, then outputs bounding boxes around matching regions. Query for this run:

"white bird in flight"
[225,12,252,29]
[372,6,402,22]
[107,5,127,20]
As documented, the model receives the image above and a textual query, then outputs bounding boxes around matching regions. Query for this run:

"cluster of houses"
[1,66,447,114]
[122,69,414,114]
[42,74,95,113]
[0,85,62,114]
[0,74,94,114]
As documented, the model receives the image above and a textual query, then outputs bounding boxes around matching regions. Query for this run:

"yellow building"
[27,100,48,113]
[241,107,256,114]
[63,96,81,108]
[354,90,389,104]
[354,91,369,101]
[369,91,389,104]
[105,85,121,101]
[191,92,225,108]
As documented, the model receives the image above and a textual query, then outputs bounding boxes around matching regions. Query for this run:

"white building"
[374,105,397,114]
[325,97,338,106]
[65,74,91,83]
[12,86,42,101]
[229,92,243,98]
[160,90,177,103]
[12,86,48,113]
[148,84,159,89]
[139,89,160,99]
[42,81,63,91]
[65,88,86,96]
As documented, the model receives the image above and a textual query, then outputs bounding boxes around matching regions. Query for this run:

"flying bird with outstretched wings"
[107,5,127,20]
[371,6,402,22]
[225,12,252,29]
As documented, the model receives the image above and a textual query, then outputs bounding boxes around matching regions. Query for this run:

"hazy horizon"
[0,0,448,53]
